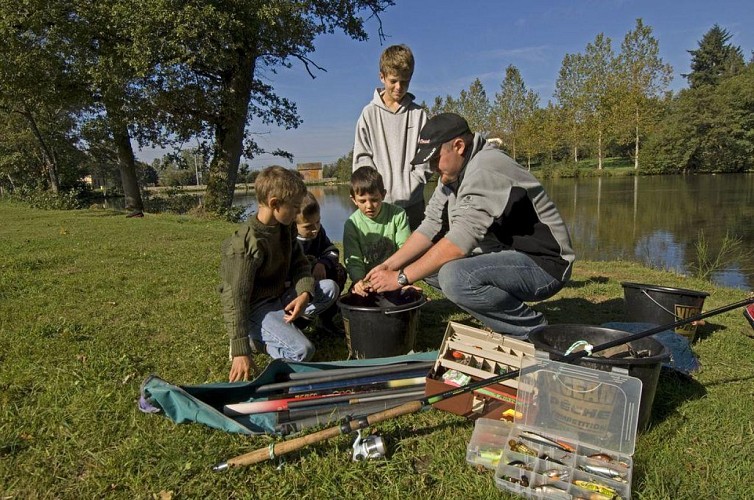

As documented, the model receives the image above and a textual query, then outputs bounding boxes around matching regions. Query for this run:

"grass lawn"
[1,200,753,499]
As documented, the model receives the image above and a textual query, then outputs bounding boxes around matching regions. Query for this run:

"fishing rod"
[213,295,754,471]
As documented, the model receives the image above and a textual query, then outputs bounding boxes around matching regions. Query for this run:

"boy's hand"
[284,292,310,322]
[312,262,326,280]
[229,355,258,382]
[352,279,373,297]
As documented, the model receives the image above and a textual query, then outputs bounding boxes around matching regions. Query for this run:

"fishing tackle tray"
[425,322,535,420]
[490,357,641,499]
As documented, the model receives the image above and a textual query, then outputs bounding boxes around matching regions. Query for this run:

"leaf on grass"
[157,490,173,500]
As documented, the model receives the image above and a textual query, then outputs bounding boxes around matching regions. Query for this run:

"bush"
[9,186,89,210]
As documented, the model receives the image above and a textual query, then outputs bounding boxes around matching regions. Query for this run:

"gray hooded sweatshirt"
[353,89,432,209]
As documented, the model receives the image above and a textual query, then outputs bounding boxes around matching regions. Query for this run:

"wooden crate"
[425,322,535,419]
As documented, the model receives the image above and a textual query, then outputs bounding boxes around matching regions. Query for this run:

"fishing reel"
[351,429,386,461]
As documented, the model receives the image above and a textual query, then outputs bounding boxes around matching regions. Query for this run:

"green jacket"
[219,216,314,357]
[343,202,410,283]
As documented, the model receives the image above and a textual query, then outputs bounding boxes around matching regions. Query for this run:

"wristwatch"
[397,268,410,287]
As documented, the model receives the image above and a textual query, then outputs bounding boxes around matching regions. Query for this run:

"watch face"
[398,273,408,286]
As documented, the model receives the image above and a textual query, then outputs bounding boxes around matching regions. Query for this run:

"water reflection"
[116,173,754,291]
[541,173,754,291]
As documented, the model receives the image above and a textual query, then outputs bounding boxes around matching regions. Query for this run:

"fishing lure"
[542,467,571,481]
[574,479,620,497]
[519,431,576,453]
[531,484,570,497]
[587,452,630,468]
[579,463,628,482]
[499,475,529,487]
[538,453,566,465]
[507,460,533,471]
[508,439,537,456]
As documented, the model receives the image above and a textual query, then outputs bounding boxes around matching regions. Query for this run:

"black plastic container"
[528,324,671,431]
[338,289,426,359]
[621,282,709,341]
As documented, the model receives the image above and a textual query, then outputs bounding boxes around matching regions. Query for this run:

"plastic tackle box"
[465,418,514,470]
[493,356,642,499]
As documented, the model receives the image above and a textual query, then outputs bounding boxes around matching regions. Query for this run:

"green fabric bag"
[139,351,438,435]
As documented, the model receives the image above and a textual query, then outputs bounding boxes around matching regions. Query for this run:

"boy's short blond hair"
[255,166,307,206]
[379,44,415,79]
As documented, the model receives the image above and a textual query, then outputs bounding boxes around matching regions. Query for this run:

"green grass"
[1,200,753,499]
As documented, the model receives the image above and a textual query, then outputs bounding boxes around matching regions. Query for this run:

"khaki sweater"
[219,216,315,357]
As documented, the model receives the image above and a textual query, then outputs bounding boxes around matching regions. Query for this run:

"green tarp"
[139,351,438,435]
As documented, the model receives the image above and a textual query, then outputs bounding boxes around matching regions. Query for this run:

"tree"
[616,18,673,170]
[328,149,354,183]
[582,33,619,170]
[0,3,88,193]
[537,102,563,163]
[457,79,490,135]
[554,52,588,162]
[646,62,754,174]
[135,0,394,215]
[684,24,745,88]
[493,65,531,160]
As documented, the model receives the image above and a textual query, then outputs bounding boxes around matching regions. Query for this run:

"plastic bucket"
[621,282,709,342]
[528,324,671,432]
[338,289,426,359]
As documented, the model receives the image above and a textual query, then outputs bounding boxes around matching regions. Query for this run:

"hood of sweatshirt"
[370,88,417,114]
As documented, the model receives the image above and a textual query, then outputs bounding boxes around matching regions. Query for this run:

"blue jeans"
[247,279,339,361]
[424,251,564,337]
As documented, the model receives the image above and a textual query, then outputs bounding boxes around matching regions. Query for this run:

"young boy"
[296,192,347,333]
[219,166,339,382]
[353,44,432,231]
[343,166,411,296]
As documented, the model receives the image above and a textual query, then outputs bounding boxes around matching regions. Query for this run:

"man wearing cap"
[365,113,575,336]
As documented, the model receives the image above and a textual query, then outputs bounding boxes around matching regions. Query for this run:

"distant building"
[297,162,323,182]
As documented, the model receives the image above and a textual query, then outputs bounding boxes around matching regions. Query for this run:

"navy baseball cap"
[410,113,471,165]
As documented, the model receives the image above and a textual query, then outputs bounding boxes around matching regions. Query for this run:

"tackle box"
[424,322,535,420]
[491,356,642,499]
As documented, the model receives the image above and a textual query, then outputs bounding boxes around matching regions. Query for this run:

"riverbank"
[2,200,753,498]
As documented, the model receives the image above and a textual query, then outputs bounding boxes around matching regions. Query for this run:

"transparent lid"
[514,357,641,455]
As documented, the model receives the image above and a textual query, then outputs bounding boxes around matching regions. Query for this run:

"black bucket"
[528,324,671,431]
[338,289,426,359]
[621,282,709,342]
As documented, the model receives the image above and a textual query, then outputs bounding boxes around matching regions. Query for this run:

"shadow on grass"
[691,320,727,342]
[563,276,611,288]
[537,296,626,326]
[649,370,706,425]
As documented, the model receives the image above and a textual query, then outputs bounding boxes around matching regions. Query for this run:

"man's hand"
[284,292,310,323]
[366,269,401,294]
[229,355,258,382]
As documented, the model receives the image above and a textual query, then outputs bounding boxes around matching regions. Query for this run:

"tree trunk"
[20,108,60,193]
[111,119,144,212]
[634,106,640,170]
[204,52,256,214]
[597,129,603,170]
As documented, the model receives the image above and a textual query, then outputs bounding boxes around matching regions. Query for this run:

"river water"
[234,173,754,291]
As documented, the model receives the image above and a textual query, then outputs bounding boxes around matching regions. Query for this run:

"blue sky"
[135,0,754,168]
